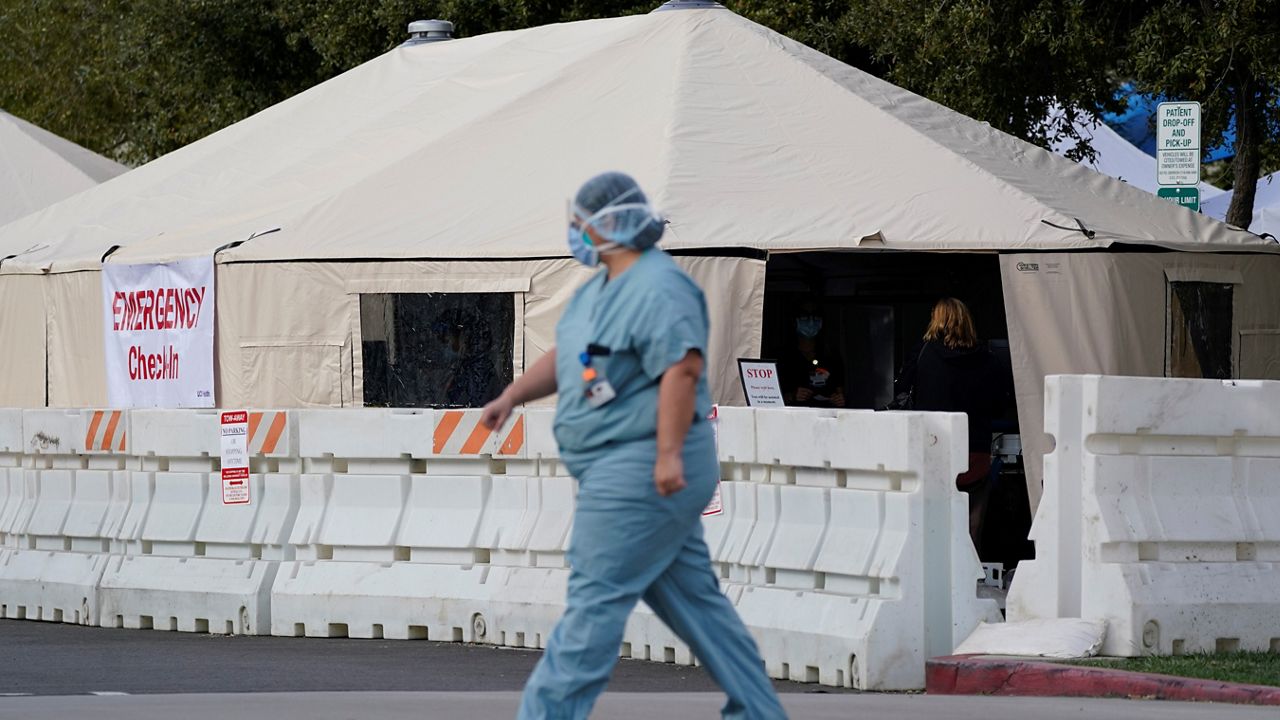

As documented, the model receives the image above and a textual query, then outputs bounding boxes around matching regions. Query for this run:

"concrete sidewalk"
[2,692,1277,720]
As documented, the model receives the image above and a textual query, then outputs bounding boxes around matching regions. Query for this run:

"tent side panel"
[1000,253,1163,512]
[1002,251,1280,513]
[47,270,107,408]
[677,255,764,407]
[215,256,758,410]
[1159,252,1280,382]
[0,275,48,407]
[216,259,594,409]
[516,259,595,406]
[216,262,353,408]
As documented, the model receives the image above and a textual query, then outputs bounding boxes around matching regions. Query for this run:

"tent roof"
[1,7,1274,274]
[1202,173,1280,238]
[0,110,127,229]
[1050,111,1223,199]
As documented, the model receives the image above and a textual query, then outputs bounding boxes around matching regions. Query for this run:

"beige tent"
[1,5,1277,509]
[0,110,126,228]
[0,111,127,406]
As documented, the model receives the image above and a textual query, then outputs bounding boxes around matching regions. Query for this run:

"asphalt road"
[3,620,1274,719]
[0,619,816,696]
[3,692,1277,720]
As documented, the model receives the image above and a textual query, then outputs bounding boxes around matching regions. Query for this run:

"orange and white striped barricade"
[82,409,129,458]
[18,408,128,460]
[245,410,295,472]
[429,409,526,478]
[99,408,299,634]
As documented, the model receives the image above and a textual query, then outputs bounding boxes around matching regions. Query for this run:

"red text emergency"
[111,286,207,332]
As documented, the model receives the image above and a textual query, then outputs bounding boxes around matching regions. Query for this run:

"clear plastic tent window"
[360,293,514,408]
[1167,281,1234,380]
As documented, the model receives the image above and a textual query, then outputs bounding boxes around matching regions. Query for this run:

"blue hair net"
[571,172,665,250]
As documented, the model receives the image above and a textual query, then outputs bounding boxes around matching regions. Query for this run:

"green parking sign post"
[1158,186,1200,212]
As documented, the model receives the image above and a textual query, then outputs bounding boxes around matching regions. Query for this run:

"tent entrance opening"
[761,251,1032,569]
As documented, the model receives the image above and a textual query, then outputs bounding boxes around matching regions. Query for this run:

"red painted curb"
[926,655,1280,706]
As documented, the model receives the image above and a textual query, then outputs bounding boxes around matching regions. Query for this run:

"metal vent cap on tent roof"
[653,0,726,11]
[403,19,454,46]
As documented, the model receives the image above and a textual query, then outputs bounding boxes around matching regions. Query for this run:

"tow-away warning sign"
[220,410,250,505]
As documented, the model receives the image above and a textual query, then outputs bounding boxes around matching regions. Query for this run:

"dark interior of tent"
[761,250,1033,567]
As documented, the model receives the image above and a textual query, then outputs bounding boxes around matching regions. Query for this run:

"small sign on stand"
[220,410,250,505]
[737,358,785,407]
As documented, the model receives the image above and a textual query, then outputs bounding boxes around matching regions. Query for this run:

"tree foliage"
[0,0,653,164]
[0,1,134,158]
[1124,0,1280,227]
[843,0,1128,163]
[847,0,1280,228]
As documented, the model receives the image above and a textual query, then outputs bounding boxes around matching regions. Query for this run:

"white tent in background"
[1,3,1278,510]
[1050,110,1222,199]
[1202,173,1280,237]
[0,110,127,227]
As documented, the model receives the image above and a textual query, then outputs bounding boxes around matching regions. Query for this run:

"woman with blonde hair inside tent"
[481,172,785,720]
[895,297,998,552]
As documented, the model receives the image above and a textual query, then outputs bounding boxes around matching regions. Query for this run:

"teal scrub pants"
[517,425,786,719]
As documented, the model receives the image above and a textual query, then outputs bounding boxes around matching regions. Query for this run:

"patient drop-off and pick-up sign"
[1156,101,1201,211]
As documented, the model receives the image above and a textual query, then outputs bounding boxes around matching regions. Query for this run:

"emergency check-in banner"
[101,256,215,408]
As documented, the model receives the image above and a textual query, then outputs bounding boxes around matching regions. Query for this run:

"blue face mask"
[568,227,599,267]
[796,316,823,338]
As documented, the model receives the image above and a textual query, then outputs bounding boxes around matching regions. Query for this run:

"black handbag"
[885,388,914,411]
[884,345,925,410]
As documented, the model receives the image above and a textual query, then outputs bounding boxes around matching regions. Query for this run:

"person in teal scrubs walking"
[481,172,786,720]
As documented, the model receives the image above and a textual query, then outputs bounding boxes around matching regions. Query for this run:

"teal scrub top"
[553,249,713,456]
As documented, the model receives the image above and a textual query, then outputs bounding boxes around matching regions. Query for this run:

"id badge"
[585,378,617,408]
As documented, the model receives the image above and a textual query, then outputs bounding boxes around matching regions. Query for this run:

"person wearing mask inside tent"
[480,172,786,720]
[780,301,846,408]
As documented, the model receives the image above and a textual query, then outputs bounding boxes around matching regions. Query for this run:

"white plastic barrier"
[1008,375,1280,656]
[714,408,999,689]
[479,410,576,652]
[0,411,20,547]
[0,404,995,689]
[0,409,26,548]
[0,410,123,624]
[98,409,300,634]
[273,408,499,641]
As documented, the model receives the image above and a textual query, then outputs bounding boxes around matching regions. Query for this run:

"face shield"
[569,186,664,249]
